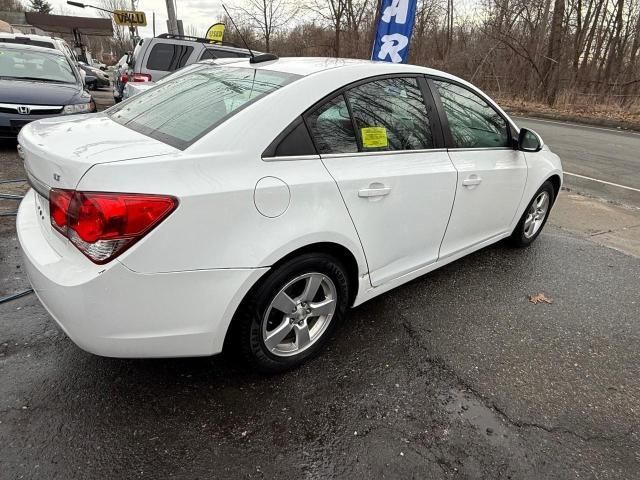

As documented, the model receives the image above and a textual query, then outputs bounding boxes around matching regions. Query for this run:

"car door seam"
[437,150,459,260]
[318,156,373,287]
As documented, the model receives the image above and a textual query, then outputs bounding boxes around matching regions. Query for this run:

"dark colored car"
[78,61,110,90]
[0,43,96,139]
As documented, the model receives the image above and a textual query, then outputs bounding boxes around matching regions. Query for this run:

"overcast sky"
[48,0,228,37]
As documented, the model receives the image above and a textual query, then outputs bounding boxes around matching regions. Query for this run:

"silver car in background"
[119,34,253,100]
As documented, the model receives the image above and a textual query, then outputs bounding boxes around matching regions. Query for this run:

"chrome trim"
[262,154,321,162]
[447,147,514,152]
[321,148,448,159]
[0,103,64,112]
[26,170,50,199]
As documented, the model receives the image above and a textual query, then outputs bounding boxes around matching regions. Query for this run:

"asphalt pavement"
[0,92,638,479]
[515,117,640,207]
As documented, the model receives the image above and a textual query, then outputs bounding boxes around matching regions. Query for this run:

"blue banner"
[371,0,417,64]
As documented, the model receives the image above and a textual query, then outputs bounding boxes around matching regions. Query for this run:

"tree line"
[226,0,640,108]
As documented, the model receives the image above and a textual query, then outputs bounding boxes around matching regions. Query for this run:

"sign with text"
[371,0,417,64]
[205,23,225,42]
[114,10,147,27]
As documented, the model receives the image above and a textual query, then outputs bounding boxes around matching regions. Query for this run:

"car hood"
[0,78,84,105]
[19,113,178,190]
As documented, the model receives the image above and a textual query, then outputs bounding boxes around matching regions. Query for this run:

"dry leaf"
[529,293,553,304]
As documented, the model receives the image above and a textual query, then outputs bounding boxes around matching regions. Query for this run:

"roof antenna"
[221,3,279,64]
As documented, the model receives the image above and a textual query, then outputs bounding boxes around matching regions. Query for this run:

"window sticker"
[361,127,388,148]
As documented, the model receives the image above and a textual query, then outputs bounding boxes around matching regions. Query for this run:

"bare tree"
[98,0,134,56]
[234,0,298,52]
[307,0,349,56]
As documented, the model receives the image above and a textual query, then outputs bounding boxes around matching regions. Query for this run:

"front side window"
[108,65,299,149]
[146,43,193,71]
[434,80,509,148]
[0,47,76,83]
[306,95,358,155]
[346,77,434,151]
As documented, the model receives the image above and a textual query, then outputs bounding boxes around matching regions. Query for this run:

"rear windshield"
[108,64,300,149]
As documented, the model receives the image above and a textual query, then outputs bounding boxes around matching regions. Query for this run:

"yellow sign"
[205,23,225,42]
[361,127,388,148]
[113,10,147,27]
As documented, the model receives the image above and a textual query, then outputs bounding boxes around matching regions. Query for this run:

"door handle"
[358,185,392,198]
[462,176,482,187]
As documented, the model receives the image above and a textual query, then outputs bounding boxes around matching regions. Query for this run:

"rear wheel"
[510,181,555,247]
[231,253,349,373]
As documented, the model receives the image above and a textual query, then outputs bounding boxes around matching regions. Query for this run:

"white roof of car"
[216,56,445,79]
[0,32,60,42]
[0,41,66,55]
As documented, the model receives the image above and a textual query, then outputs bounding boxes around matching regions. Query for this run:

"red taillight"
[120,73,129,84]
[131,73,152,82]
[50,188,73,229]
[50,189,177,264]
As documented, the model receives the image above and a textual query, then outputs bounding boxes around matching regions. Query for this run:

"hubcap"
[262,273,337,357]
[524,191,550,239]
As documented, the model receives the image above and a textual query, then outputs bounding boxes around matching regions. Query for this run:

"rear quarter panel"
[77,152,367,276]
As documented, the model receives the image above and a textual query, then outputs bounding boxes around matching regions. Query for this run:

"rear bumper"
[17,189,268,358]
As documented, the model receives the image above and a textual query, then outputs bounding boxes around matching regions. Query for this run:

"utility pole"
[130,0,138,41]
[165,0,179,35]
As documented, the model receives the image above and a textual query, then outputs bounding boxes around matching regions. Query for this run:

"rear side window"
[146,43,193,71]
[109,65,299,149]
[200,49,251,60]
[434,80,509,148]
[346,77,434,151]
[306,95,358,155]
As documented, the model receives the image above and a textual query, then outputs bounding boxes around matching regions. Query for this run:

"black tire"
[229,253,350,373]
[510,181,555,247]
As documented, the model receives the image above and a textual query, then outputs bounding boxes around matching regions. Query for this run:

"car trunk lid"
[19,112,177,192]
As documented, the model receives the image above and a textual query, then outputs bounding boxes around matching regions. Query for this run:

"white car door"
[430,79,528,258]
[306,76,457,287]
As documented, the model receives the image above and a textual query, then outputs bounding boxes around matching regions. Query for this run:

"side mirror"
[518,128,543,152]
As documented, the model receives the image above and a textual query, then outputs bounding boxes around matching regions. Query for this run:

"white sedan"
[17,57,562,372]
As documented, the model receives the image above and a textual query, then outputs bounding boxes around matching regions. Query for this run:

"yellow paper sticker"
[361,127,388,148]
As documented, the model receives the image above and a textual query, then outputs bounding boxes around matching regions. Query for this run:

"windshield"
[0,47,77,83]
[108,64,300,149]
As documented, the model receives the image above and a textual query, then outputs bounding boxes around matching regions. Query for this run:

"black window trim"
[426,75,517,150]
[262,115,319,159]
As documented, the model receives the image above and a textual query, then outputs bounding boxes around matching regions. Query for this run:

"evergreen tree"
[28,0,52,14]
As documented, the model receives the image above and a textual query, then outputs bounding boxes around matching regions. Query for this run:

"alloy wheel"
[524,191,550,239]
[262,273,337,357]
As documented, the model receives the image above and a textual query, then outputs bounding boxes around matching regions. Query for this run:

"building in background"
[0,11,115,63]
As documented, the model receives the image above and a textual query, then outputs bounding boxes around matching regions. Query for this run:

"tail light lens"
[131,73,152,82]
[49,189,178,264]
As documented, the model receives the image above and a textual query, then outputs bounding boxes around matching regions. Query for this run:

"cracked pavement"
[1,93,639,479]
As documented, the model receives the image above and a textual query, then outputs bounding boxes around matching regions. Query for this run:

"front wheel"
[231,253,349,373]
[510,181,555,247]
